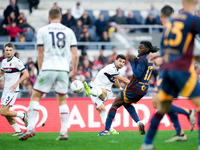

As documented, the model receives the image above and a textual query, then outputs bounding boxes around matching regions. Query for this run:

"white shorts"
[1,89,19,107]
[91,88,113,109]
[33,70,69,94]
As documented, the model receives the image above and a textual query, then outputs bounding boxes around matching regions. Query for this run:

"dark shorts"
[159,70,200,101]
[120,88,144,103]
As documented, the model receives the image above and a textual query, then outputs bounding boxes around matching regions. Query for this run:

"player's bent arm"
[147,53,160,61]
[69,46,79,78]
[37,46,44,72]
[17,69,29,85]
[0,70,4,79]
[114,79,120,88]
[130,60,145,79]
[114,74,130,85]
[10,69,29,92]
[154,57,163,66]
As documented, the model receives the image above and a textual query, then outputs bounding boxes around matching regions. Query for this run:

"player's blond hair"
[49,7,61,20]
[4,43,14,49]
[183,0,197,4]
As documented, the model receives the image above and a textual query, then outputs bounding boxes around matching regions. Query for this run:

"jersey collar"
[7,56,14,62]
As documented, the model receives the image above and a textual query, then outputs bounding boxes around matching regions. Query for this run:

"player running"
[84,54,130,135]
[98,41,159,136]
[19,7,79,141]
[141,0,200,149]
[148,5,195,143]
[0,43,29,136]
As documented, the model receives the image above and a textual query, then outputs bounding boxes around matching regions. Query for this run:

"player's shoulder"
[12,56,23,63]
[106,63,118,72]
[2,58,7,62]
[105,63,114,69]
[138,55,146,62]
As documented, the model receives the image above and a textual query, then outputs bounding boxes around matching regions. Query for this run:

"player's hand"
[127,54,138,62]
[154,57,163,66]
[147,53,160,61]
[9,83,18,92]
[69,70,76,78]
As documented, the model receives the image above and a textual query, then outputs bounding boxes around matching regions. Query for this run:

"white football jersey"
[1,56,25,91]
[93,63,119,91]
[37,22,77,71]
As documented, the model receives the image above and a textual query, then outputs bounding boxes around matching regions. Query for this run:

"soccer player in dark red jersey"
[98,41,159,136]
[141,0,200,149]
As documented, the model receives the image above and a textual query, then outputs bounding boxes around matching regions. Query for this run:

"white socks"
[16,112,24,118]
[59,104,69,135]
[100,111,114,132]
[27,101,39,131]
[91,86,102,97]
[11,123,21,132]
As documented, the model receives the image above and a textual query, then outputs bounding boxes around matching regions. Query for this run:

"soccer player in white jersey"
[0,43,29,136]
[84,54,130,135]
[19,7,79,141]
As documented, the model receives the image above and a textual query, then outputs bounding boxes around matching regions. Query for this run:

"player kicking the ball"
[98,41,159,136]
[84,54,130,135]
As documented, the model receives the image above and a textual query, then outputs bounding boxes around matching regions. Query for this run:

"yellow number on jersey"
[163,21,184,47]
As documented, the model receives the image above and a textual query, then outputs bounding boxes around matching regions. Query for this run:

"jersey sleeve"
[37,28,44,46]
[131,56,146,79]
[108,64,119,77]
[70,30,77,47]
[15,59,25,72]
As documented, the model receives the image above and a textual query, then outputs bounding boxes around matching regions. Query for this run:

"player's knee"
[97,103,106,112]
[0,110,7,116]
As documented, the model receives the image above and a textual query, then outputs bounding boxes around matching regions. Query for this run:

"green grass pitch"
[0,130,197,150]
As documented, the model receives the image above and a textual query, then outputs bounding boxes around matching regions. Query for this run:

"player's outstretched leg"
[19,130,35,141]
[83,82,91,96]
[56,133,68,140]
[169,105,196,131]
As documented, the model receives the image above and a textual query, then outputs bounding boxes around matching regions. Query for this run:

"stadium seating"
[132,10,144,24]
[0,36,9,49]
[86,10,96,25]
[100,10,110,22]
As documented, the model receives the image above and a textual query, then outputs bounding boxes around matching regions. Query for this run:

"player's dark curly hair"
[140,41,159,54]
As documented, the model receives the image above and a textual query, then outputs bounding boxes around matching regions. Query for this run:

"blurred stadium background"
[0,0,199,98]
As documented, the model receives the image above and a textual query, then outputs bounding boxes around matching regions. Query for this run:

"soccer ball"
[70,80,84,93]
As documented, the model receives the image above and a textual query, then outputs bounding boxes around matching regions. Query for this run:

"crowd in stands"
[0,0,35,43]
[0,1,200,97]
[0,46,164,97]
[0,1,167,51]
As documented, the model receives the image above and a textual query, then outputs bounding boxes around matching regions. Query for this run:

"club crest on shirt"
[9,63,12,66]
